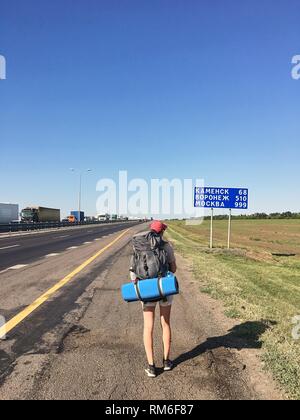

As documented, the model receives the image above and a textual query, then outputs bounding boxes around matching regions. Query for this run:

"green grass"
[169,219,300,257]
[166,220,300,399]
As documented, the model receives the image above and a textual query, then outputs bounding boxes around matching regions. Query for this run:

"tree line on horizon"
[202,211,300,220]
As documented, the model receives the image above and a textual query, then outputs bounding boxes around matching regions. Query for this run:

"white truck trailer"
[0,203,19,224]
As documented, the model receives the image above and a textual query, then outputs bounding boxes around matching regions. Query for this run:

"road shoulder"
[0,242,284,400]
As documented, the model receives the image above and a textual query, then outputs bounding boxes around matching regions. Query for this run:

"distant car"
[62,218,69,223]
[98,214,110,221]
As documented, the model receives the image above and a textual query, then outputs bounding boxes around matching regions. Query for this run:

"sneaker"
[163,359,173,371]
[145,364,156,378]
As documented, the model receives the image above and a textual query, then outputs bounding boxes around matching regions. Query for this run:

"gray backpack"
[130,231,169,280]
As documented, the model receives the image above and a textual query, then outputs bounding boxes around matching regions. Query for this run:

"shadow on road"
[173,320,277,368]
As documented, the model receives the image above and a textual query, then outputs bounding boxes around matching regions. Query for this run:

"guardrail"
[0,219,143,233]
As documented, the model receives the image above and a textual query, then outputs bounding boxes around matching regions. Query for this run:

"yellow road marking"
[0,229,130,338]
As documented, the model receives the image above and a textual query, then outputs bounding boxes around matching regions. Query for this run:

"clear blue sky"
[0,0,299,217]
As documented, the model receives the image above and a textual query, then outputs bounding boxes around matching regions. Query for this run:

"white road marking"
[56,235,70,239]
[9,264,28,269]
[45,253,60,257]
[67,246,78,250]
[94,238,101,241]
[0,245,20,250]
[84,242,92,244]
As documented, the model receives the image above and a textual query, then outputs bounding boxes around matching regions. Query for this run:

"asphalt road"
[0,222,140,271]
[0,222,282,400]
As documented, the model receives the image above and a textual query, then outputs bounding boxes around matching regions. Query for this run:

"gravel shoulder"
[0,235,283,400]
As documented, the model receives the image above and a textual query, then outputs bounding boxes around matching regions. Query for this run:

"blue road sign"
[194,187,248,209]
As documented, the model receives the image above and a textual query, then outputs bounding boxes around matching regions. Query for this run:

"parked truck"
[0,203,19,224]
[66,215,76,223]
[71,211,85,222]
[21,206,60,223]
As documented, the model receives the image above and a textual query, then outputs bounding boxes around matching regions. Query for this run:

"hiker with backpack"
[130,221,177,378]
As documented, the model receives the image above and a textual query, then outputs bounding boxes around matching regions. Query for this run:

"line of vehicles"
[0,203,129,225]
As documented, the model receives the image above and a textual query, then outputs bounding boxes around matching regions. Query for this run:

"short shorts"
[142,295,174,309]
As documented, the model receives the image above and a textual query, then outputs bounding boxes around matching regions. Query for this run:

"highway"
[0,222,139,272]
[0,222,281,400]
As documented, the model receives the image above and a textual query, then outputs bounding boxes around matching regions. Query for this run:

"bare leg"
[143,306,156,365]
[160,305,172,360]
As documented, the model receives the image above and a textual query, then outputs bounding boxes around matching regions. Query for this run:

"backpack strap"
[157,275,167,302]
[143,254,149,278]
[134,281,143,301]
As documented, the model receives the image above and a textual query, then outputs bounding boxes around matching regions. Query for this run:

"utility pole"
[70,168,92,213]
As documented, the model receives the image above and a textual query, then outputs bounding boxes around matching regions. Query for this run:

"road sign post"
[227,209,232,249]
[210,208,213,249]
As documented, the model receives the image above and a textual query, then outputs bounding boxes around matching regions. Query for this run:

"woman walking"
[130,221,177,378]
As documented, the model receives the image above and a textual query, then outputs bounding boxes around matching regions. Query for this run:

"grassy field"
[166,219,300,399]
